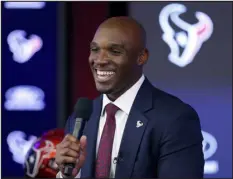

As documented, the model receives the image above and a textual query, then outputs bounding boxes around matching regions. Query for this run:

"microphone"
[63,97,92,177]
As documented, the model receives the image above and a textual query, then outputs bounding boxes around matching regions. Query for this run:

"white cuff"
[56,170,81,178]
[56,171,63,178]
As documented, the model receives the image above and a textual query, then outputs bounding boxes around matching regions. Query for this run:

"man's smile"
[94,69,116,83]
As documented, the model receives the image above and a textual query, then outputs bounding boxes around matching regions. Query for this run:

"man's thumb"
[80,135,87,149]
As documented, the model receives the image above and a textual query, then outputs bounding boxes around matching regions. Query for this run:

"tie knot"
[105,103,119,117]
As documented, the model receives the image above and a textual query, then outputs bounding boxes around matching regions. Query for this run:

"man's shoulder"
[147,85,200,138]
[149,84,198,119]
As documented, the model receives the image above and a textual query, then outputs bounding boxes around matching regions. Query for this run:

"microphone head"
[74,97,92,119]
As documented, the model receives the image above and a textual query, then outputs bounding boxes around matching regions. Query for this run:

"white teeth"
[97,70,115,76]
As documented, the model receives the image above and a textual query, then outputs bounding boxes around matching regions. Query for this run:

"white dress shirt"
[57,75,145,178]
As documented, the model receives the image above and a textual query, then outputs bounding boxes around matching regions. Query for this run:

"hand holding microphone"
[56,134,87,177]
[55,98,92,178]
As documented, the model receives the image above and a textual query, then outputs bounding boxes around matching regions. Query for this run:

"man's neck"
[107,74,143,101]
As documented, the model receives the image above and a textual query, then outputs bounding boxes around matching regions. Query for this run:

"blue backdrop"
[2,2,58,177]
[129,2,232,178]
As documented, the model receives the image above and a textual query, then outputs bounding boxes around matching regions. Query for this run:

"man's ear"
[137,48,149,65]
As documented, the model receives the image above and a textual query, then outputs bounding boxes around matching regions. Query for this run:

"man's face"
[89,27,140,98]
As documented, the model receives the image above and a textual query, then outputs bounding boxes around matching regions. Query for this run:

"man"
[55,16,204,178]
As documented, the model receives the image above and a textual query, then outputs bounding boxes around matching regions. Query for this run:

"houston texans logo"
[25,140,56,177]
[7,131,37,164]
[159,3,213,67]
[201,130,219,174]
[7,30,43,63]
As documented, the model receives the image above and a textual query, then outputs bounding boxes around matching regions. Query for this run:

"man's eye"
[90,47,99,52]
[111,49,121,55]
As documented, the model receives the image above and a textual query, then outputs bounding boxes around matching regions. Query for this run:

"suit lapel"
[81,96,102,177]
[115,78,154,178]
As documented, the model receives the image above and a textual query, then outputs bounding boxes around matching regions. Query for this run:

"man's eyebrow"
[108,43,125,49]
[90,42,98,47]
[90,42,126,49]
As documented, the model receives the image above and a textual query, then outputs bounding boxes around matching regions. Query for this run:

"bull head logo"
[25,140,56,177]
[159,3,213,67]
[7,30,43,63]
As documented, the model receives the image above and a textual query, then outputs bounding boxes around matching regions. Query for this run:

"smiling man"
[55,16,204,178]
[89,17,148,101]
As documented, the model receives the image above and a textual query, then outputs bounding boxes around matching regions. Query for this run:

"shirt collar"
[101,74,145,116]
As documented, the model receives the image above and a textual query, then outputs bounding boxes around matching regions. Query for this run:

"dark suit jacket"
[65,78,204,178]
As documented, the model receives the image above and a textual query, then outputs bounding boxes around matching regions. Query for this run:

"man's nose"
[95,50,109,64]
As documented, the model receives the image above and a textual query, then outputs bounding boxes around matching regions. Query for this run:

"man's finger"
[75,136,87,170]
[56,156,77,165]
[59,148,80,158]
[63,134,78,142]
[61,140,80,151]
[80,135,87,150]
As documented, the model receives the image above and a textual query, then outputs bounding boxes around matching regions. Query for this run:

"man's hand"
[55,134,87,178]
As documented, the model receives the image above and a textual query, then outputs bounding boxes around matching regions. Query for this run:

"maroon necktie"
[95,103,119,178]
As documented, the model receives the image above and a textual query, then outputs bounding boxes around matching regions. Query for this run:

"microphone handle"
[63,164,75,177]
[63,118,85,177]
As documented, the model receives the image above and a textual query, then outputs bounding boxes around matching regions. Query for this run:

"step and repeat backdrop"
[1,2,59,177]
[2,1,232,178]
[129,2,232,178]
